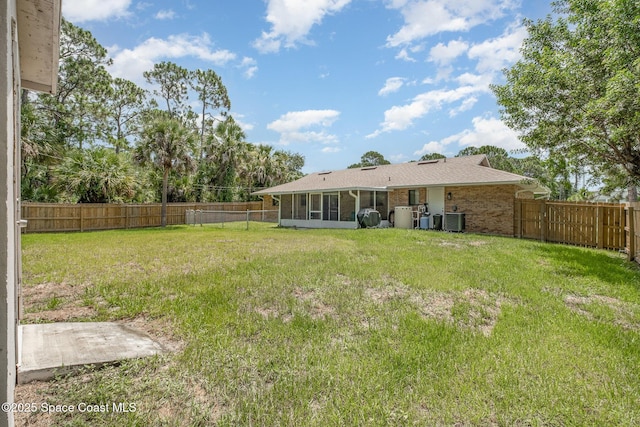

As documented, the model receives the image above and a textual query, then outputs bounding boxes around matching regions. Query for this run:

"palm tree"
[54,147,140,203]
[209,117,246,200]
[135,111,195,226]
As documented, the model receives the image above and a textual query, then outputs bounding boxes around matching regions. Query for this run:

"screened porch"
[277,190,388,228]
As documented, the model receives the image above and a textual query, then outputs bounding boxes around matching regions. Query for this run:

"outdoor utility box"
[394,206,413,229]
[445,212,465,232]
[432,214,443,230]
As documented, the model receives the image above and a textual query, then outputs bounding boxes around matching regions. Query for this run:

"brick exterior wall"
[388,184,522,236]
[389,188,426,210]
[443,185,519,236]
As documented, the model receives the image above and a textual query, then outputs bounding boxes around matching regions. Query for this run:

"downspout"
[349,190,358,226]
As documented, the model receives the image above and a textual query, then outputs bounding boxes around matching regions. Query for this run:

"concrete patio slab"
[17,322,166,384]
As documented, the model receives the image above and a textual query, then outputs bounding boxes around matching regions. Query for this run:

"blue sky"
[62,0,553,173]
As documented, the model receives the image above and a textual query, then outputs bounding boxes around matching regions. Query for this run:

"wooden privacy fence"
[628,202,640,265]
[21,202,264,233]
[514,199,628,253]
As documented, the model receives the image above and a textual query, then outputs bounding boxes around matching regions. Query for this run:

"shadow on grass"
[534,242,640,291]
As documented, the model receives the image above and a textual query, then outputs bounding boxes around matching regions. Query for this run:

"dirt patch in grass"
[254,306,294,323]
[252,287,336,322]
[410,292,455,322]
[122,315,185,353]
[366,284,410,303]
[293,287,336,320]
[24,306,97,323]
[437,240,463,249]
[457,289,505,337]
[13,381,55,427]
[21,281,105,323]
[436,239,488,249]
[14,358,224,427]
[564,294,640,331]
[366,285,507,337]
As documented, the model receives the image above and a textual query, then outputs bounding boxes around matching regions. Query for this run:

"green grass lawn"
[19,223,640,426]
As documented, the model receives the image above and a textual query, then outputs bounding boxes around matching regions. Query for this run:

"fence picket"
[21,202,265,233]
[515,200,627,252]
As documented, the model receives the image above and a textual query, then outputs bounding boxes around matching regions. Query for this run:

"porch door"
[309,193,322,220]
[322,193,338,221]
[427,187,445,216]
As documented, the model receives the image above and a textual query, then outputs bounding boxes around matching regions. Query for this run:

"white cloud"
[395,48,416,62]
[389,153,409,163]
[371,19,527,139]
[155,9,176,20]
[253,0,353,53]
[385,0,517,47]
[322,146,342,153]
[414,116,524,156]
[413,140,450,156]
[378,77,406,96]
[467,23,527,73]
[63,0,132,22]
[448,96,477,117]
[232,114,255,132]
[428,39,469,66]
[455,72,493,88]
[457,116,524,150]
[108,34,236,84]
[367,85,483,137]
[268,110,340,132]
[240,57,259,79]
[268,109,340,145]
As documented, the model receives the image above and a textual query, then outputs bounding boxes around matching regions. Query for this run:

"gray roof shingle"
[254,155,548,195]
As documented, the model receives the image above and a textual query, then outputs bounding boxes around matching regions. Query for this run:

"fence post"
[597,206,604,250]
[80,204,84,232]
[628,205,635,262]
[540,201,547,242]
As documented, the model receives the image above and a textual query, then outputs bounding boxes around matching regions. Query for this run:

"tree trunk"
[161,168,168,227]
[629,184,638,202]
[200,103,205,161]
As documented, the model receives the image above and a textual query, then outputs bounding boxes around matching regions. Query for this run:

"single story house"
[253,155,549,235]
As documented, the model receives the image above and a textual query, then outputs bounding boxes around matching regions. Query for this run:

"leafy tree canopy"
[456,145,516,173]
[419,153,446,161]
[348,151,391,168]
[492,0,640,200]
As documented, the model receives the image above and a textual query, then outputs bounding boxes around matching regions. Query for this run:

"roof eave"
[17,0,62,94]
[253,186,388,196]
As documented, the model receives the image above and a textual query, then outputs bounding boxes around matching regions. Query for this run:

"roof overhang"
[388,180,550,193]
[256,180,550,197]
[17,0,61,94]
[255,187,388,196]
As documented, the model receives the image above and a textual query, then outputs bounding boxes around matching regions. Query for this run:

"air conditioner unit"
[445,213,465,232]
